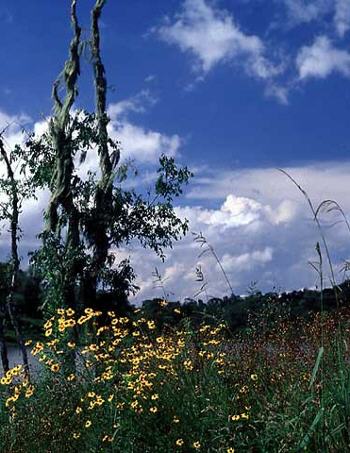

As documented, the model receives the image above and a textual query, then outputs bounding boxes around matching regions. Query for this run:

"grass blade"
[309,346,324,389]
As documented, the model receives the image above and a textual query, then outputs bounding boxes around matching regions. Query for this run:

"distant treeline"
[1,263,349,336]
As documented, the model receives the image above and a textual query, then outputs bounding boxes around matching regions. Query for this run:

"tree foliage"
[19,0,193,314]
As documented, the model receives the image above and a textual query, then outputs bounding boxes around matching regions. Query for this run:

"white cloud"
[334,0,350,37]
[109,122,180,164]
[220,247,273,272]
[177,194,298,232]
[107,90,156,118]
[107,91,181,163]
[296,36,350,79]
[175,195,263,229]
[264,83,290,105]
[281,0,350,37]
[155,0,280,79]
[282,0,332,25]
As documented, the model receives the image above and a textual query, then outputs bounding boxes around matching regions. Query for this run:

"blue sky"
[1,0,350,300]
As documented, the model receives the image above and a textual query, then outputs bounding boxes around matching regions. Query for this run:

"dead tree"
[82,0,118,306]
[46,0,82,310]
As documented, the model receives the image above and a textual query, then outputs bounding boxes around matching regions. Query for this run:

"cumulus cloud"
[296,36,350,79]
[107,91,181,163]
[155,0,280,80]
[175,194,297,234]
[220,247,274,272]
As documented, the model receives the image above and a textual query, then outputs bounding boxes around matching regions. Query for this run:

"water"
[0,345,40,376]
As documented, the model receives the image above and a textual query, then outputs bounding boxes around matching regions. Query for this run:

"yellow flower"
[173,416,180,423]
[227,449,235,453]
[250,374,258,381]
[25,339,32,346]
[78,316,88,325]
[50,364,60,373]
[150,406,158,413]
[88,344,98,351]
[75,406,82,414]
[193,441,201,449]
[65,319,76,328]
[5,397,14,407]
[85,420,92,428]
[231,415,240,421]
[66,308,75,317]
[44,320,52,329]
[176,439,184,447]
[151,394,159,400]
[25,386,34,398]
[1,377,10,385]
[240,412,249,420]
[183,359,193,371]
[147,321,155,330]
[45,329,52,337]
[73,432,81,439]
[57,308,64,315]
[102,434,113,442]
[174,308,181,314]
[67,341,76,349]
[67,374,76,382]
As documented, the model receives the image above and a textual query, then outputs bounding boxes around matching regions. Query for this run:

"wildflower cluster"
[0,305,252,451]
[3,303,348,451]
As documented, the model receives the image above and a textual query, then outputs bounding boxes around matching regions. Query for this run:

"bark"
[46,0,82,310]
[82,0,118,306]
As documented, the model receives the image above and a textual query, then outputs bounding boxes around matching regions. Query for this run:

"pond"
[0,345,40,376]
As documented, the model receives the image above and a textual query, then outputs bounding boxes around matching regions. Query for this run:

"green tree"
[0,133,35,374]
[24,0,192,316]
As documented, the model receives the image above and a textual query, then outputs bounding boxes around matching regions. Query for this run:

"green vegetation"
[1,303,350,452]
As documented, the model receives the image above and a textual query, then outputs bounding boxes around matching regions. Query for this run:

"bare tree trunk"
[82,0,118,306]
[47,0,82,312]
[0,139,30,378]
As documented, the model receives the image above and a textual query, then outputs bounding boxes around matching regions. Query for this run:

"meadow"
[1,296,350,452]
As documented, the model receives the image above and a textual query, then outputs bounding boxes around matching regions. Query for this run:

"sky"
[1,0,350,302]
